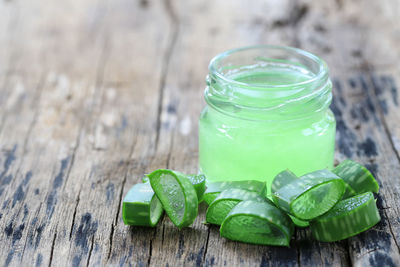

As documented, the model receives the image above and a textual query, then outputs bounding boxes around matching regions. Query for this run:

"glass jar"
[199,45,336,190]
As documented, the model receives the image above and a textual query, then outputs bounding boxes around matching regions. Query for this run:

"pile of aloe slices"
[122,160,380,246]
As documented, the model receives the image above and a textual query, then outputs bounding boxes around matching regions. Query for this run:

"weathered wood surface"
[0,0,399,266]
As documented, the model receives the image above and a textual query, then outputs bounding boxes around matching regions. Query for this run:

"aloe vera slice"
[271,170,298,194]
[122,183,163,227]
[342,182,357,199]
[220,200,294,246]
[310,192,380,242]
[289,215,309,228]
[203,180,267,205]
[272,171,310,227]
[145,173,205,200]
[272,170,346,220]
[187,174,206,200]
[206,188,269,225]
[333,160,379,198]
[148,169,198,228]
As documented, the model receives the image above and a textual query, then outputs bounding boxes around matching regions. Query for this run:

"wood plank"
[0,0,55,265]
[57,0,172,266]
[357,1,400,259]
[330,76,400,267]
[0,0,115,266]
[295,0,400,265]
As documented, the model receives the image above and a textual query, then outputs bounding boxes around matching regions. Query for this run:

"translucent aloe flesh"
[272,170,345,220]
[145,173,205,200]
[310,192,381,242]
[148,169,198,228]
[333,160,379,198]
[187,174,206,200]
[220,200,294,246]
[206,188,269,225]
[289,214,309,228]
[202,180,267,205]
[271,170,298,194]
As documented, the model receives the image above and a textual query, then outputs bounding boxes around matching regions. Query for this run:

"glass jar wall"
[199,45,336,191]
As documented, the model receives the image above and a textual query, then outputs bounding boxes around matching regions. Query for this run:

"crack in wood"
[340,246,351,267]
[144,223,160,266]
[202,227,210,266]
[147,234,154,267]
[19,224,30,264]
[316,241,324,266]
[154,0,180,150]
[113,133,137,227]
[383,209,400,254]
[107,131,137,260]
[69,189,81,240]
[48,231,57,267]
[106,224,115,260]
[86,235,95,267]
[295,229,301,267]
[339,235,352,267]
[370,75,400,164]
[161,223,165,246]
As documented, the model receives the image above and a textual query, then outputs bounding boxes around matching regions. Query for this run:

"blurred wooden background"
[0,0,399,266]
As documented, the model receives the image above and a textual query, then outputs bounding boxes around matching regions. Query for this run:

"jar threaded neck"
[205,45,331,121]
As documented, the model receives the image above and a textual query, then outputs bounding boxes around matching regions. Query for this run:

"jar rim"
[208,45,329,90]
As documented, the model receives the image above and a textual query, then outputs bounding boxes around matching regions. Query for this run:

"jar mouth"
[208,45,329,90]
[205,45,332,121]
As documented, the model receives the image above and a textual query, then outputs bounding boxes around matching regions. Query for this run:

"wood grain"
[0,0,399,266]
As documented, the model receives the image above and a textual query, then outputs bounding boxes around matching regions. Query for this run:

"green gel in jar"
[199,45,336,193]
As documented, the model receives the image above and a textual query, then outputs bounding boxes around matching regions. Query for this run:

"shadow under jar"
[199,45,336,193]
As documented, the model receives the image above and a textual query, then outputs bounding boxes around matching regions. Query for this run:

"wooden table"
[0,0,399,266]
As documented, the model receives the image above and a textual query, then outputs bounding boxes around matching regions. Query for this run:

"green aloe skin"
[122,183,163,227]
[310,192,381,242]
[123,159,380,245]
